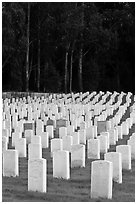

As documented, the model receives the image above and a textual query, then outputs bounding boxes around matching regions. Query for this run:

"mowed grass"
[2,94,135,202]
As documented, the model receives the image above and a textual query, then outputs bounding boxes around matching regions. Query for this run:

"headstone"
[100,132,109,149]
[122,122,129,135]
[5,119,11,137]
[72,132,80,145]
[15,138,26,157]
[91,160,113,199]
[127,137,135,160]
[62,136,73,152]
[86,126,94,140]
[2,136,8,153]
[114,127,118,141]
[36,120,44,135]
[108,129,116,145]
[31,135,41,144]
[104,152,122,183]
[117,125,123,139]
[28,158,47,193]
[40,132,49,148]
[51,138,63,157]
[2,128,9,139]
[116,145,131,170]
[24,129,33,144]
[3,150,19,177]
[59,127,67,138]
[80,121,87,130]
[87,139,100,159]
[98,135,108,153]
[97,121,107,135]
[46,125,54,138]
[79,129,86,145]
[28,143,42,160]
[67,125,74,136]
[12,132,22,147]
[71,144,85,168]
[53,150,70,179]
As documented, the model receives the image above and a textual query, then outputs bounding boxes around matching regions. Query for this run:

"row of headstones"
[2,90,134,141]
[2,91,135,163]
[2,91,134,139]
[2,103,135,172]
[2,142,133,199]
[2,89,134,160]
[1,91,135,199]
[2,91,131,126]
[2,115,135,161]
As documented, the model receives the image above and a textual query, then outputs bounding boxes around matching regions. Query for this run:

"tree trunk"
[65,48,69,94]
[69,42,75,93]
[37,5,40,92]
[79,46,83,92]
[69,49,73,93]
[26,2,30,92]
[78,2,84,92]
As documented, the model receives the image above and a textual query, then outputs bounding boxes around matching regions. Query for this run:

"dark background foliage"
[2,2,135,93]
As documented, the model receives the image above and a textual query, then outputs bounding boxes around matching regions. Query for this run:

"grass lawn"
[2,94,135,202]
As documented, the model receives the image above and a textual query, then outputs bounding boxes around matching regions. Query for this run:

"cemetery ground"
[2,93,135,202]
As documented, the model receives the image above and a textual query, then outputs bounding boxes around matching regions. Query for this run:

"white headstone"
[31,135,41,144]
[127,137,135,160]
[117,125,123,139]
[62,136,73,152]
[114,127,118,141]
[91,160,113,199]
[3,150,19,177]
[46,125,54,138]
[87,139,100,159]
[86,126,94,140]
[28,143,42,160]
[40,132,49,148]
[2,136,8,153]
[105,152,122,183]
[122,122,129,135]
[24,129,33,144]
[71,144,85,168]
[53,150,70,179]
[51,138,63,157]
[100,132,109,149]
[15,138,26,157]
[2,128,9,140]
[28,158,47,193]
[12,132,22,147]
[72,132,80,145]
[80,121,87,130]
[79,129,86,145]
[67,125,74,136]
[116,145,131,170]
[59,127,67,138]
[108,129,116,145]
[98,135,108,153]
[94,125,97,138]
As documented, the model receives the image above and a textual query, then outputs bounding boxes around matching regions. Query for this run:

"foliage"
[2,2,135,93]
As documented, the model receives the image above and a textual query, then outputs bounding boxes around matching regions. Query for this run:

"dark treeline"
[2,2,135,93]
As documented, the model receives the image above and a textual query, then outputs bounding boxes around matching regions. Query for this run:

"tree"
[26,2,30,92]
[2,2,26,91]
